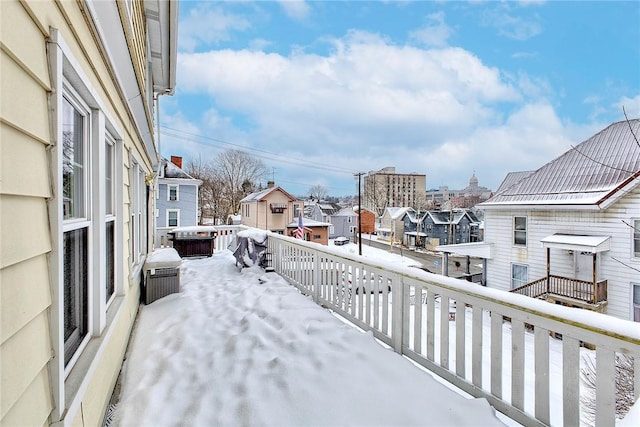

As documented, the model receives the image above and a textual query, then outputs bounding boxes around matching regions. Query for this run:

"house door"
[575,252,597,282]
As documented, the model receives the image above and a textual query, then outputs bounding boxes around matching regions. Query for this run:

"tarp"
[228,234,268,268]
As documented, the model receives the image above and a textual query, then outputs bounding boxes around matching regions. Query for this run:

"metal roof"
[482,119,640,209]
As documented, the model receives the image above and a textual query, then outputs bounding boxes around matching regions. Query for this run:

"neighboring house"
[240,182,302,234]
[474,119,639,321]
[0,1,177,426]
[156,156,202,246]
[378,207,414,242]
[286,217,331,245]
[330,207,358,239]
[354,207,376,234]
[307,202,342,226]
[406,210,481,247]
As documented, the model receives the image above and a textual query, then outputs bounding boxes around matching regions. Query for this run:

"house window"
[511,264,528,289]
[514,216,527,246]
[105,136,116,304]
[61,94,90,366]
[168,185,178,201]
[167,209,180,227]
[633,283,640,322]
[633,220,640,257]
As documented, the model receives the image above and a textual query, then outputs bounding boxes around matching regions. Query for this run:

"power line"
[160,126,357,175]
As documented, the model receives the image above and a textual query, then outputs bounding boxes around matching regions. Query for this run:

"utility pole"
[355,172,365,256]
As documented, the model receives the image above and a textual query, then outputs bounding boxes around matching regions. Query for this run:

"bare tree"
[364,178,389,218]
[580,353,635,425]
[185,155,225,224]
[215,149,268,216]
[308,184,329,201]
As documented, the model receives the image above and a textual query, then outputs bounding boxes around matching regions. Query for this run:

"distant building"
[240,182,302,234]
[363,167,427,213]
[156,156,202,246]
[286,217,331,245]
[426,173,492,208]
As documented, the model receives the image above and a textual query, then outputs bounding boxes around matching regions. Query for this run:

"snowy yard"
[112,250,505,426]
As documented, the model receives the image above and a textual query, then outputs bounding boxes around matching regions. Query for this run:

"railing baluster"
[534,327,550,425]
[472,306,483,388]
[595,347,616,427]
[491,311,503,399]
[427,291,436,362]
[455,299,465,378]
[440,295,450,370]
[511,319,525,411]
[562,336,580,426]
[414,285,423,353]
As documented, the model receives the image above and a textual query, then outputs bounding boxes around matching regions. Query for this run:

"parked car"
[334,236,350,246]
[340,268,391,294]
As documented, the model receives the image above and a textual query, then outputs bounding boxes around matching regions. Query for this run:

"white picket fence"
[256,230,640,427]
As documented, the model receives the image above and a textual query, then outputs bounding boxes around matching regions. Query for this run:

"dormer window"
[270,203,286,213]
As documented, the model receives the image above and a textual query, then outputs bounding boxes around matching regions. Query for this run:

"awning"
[540,234,611,253]
[435,242,494,259]
[405,231,428,237]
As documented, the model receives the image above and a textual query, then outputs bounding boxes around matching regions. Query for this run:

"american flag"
[296,215,304,239]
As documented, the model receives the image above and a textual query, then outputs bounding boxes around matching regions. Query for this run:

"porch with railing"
[210,226,639,426]
[511,275,608,306]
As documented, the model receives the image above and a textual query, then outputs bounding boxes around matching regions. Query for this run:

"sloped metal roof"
[482,119,640,208]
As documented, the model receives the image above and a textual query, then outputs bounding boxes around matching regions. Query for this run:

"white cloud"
[178,5,251,52]
[614,94,640,119]
[278,0,311,21]
[409,11,454,48]
[480,6,542,41]
[171,30,581,193]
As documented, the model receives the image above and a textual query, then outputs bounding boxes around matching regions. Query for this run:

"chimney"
[170,155,183,169]
[267,180,275,188]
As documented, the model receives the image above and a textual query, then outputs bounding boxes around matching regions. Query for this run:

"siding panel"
[0,311,51,420]
[0,195,51,269]
[0,124,51,198]
[0,254,51,344]
[0,50,50,143]
[1,368,52,427]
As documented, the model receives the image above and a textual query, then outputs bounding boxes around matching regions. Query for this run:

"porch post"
[443,252,449,276]
[592,253,597,303]
[546,247,551,294]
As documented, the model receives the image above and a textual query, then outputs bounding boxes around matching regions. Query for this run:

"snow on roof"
[241,186,299,203]
[162,158,197,180]
[482,119,640,209]
[287,217,331,227]
[333,207,356,216]
[540,233,611,253]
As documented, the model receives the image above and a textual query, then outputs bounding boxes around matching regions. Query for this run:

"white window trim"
[513,216,528,247]
[632,282,640,322]
[167,209,180,228]
[168,184,179,201]
[511,263,529,289]
[47,28,125,423]
[632,218,640,259]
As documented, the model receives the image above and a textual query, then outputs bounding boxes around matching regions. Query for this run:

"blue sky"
[160,0,640,197]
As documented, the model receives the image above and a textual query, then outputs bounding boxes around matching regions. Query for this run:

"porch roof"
[540,233,611,253]
[435,242,494,259]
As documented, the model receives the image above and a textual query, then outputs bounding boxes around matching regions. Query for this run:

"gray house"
[330,207,358,239]
[404,209,481,247]
[156,156,202,246]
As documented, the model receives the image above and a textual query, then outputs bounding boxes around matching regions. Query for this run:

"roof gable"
[241,186,299,203]
[482,119,640,209]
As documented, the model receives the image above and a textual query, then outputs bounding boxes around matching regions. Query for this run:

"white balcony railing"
[249,230,640,427]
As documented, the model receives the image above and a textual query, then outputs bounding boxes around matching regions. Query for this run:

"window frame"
[513,216,527,246]
[511,263,529,289]
[167,209,180,228]
[168,184,179,201]
[47,29,126,420]
[632,283,640,322]
[633,219,640,258]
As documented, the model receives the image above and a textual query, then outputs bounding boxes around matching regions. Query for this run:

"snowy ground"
[113,248,505,426]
